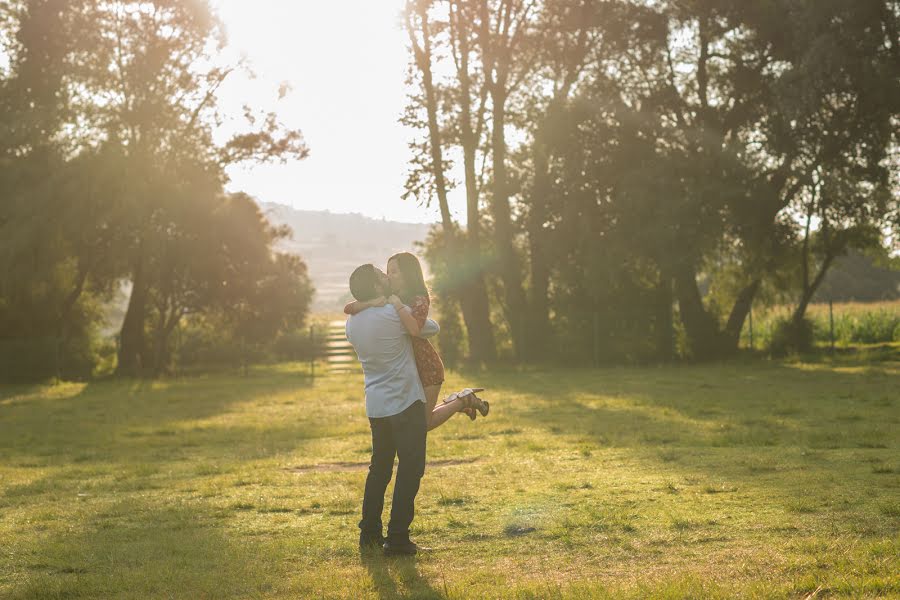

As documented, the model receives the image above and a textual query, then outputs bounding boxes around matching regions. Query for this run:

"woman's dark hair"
[389,252,428,304]
[349,264,379,302]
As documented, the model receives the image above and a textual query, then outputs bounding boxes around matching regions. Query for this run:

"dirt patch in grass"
[284,457,479,473]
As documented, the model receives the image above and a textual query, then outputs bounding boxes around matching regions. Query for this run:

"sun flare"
[212,0,433,223]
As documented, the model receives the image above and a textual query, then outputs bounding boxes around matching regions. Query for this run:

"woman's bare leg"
[427,395,467,431]
[423,384,441,430]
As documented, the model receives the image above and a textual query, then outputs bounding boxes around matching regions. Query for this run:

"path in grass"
[1,355,898,599]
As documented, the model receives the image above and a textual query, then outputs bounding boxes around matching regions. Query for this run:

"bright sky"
[213,0,455,224]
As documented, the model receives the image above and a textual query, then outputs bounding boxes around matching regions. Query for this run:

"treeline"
[403,0,900,364]
[814,250,900,302]
[0,1,313,380]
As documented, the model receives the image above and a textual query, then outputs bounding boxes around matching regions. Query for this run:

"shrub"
[93,338,118,377]
[59,332,100,380]
[820,309,899,345]
[176,321,263,369]
[0,334,99,382]
[750,302,900,350]
[0,338,59,382]
[848,310,899,344]
[767,317,815,356]
[272,329,325,362]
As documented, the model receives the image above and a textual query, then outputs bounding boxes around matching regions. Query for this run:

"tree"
[406,0,899,364]
[0,0,111,377]
[148,193,313,375]
[600,0,897,358]
[776,0,900,327]
[1,0,311,379]
[519,0,595,360]
[404,0,497,363]
[476,0,537,360]
[57,0,307,375]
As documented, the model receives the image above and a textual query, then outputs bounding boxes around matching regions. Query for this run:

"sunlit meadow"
[2,352,898,599]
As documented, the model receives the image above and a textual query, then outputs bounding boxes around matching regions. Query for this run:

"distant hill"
[258,202,433,311]
[259,202,899,312]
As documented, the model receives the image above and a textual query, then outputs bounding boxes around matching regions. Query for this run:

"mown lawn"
[1,351,898,599]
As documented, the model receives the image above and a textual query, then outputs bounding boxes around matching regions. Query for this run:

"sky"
[212,0,457,224]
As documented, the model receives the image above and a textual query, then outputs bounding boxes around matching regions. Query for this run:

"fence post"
[748,305,754,350]
[520,314,526,365]
[309,324,315,380]
[173,326,181,380]
[593,312,600,368]
[829,299,835,354]
[54,336,61,385]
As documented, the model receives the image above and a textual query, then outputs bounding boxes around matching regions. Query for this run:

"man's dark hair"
[349,264,379,302]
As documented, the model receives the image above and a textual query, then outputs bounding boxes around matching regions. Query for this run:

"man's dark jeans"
[359,400,426,545]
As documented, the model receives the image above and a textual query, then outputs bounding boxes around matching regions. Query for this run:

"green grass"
[1,354,899,599]
[746,300,900,349]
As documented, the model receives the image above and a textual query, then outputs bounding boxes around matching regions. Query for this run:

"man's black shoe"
[359,534,386,551]
[383,540,419,556]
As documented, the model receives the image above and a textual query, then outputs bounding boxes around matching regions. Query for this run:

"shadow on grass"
[5,498,271,599]
[465,358,899,534]
[1,417,333,506]
[796,342,899,364]
[361,553,445,600]
[0,383,46,403]
[0,370,323,467]
[481,359,898,446]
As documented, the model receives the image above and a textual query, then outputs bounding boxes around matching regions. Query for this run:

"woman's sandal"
[456,388,489,418]
[443,388,487,420]
[444,390,476,420]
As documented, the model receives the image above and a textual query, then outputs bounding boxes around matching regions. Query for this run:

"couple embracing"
[345,252,489,556]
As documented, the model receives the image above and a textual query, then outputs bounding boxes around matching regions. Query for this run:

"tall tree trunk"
[117,243,147,376]
[414,4,454,232]
[409,1,496,364]
[526,134,552,361]
[789,205,837,325]
[151,305,167,377]
[457,278,496,365]
[489,93,529,360]
[151,302,182,377]
[676,265,761,357]
[478,0,531,361]
[673,263,726,360]
[453,0,496,364]
[655,271,675,361]
[724,279,760,345]
[791,253,836,325]
[524,2,591,361]
[58,262,89,342]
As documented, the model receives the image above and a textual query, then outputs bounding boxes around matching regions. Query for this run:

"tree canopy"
[403,0,899,363]
[0,0,313,380]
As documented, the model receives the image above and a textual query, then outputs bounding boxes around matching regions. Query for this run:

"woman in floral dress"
[345,252,488,429]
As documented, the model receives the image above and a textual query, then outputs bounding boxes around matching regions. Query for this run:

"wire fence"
[741,300,900,351]
[4,302,894,383]
[0,323,336,383]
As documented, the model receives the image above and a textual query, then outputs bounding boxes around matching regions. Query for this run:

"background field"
[744,301,900,350]
[1,352,898,599]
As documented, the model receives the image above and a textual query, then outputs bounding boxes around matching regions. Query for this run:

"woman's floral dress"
[408,295,444,387]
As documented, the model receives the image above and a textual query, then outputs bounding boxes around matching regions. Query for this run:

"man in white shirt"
[345,264,441,556]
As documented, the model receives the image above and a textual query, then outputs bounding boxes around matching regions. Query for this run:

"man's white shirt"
[345,305,439,418]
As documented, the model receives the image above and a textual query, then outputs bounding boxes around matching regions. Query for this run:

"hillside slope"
[259,202,432,311]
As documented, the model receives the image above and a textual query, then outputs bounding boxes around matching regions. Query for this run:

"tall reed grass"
[743,300,900,349]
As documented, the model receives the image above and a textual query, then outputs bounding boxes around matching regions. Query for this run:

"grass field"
[745,301,900,349]
[1,351,899,599]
